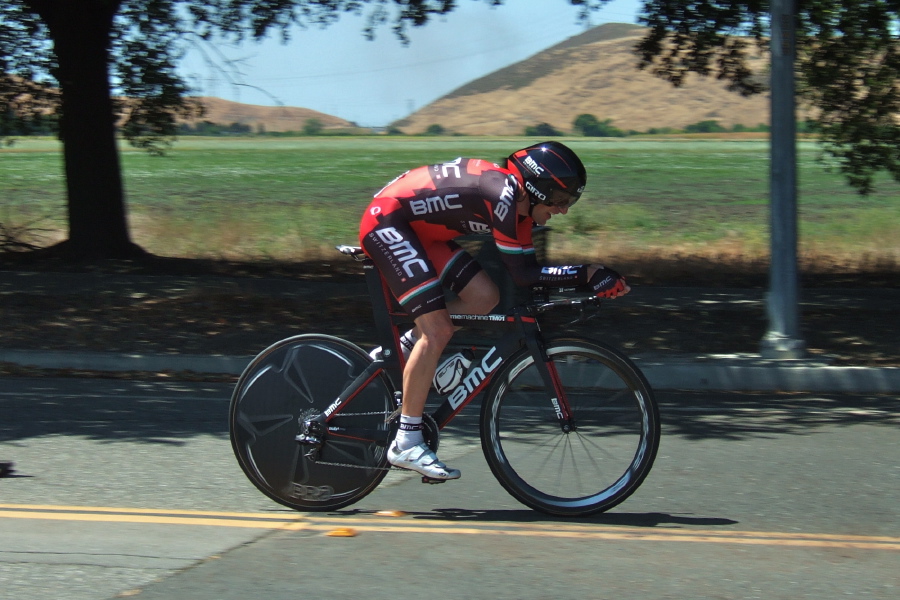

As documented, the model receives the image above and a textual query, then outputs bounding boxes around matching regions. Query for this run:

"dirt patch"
[1,253,896,383]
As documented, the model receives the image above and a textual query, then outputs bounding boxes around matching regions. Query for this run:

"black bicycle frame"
[316,256,575,437]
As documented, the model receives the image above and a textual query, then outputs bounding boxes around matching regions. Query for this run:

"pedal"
[421,476,447,485]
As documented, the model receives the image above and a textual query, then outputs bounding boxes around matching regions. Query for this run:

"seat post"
[363,262,408,377]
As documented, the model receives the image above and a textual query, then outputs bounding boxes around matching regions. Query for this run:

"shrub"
[303,118,323,136]
[685,120,727,133]
[573,114,625,137]
[524,122,563,136]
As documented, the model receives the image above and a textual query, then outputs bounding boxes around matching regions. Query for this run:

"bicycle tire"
[480,336,660,517]
[229,334,396,512]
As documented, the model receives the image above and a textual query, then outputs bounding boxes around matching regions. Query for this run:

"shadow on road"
[335,506,739,528]
[0,380,896,445]
[0,378,232,444]
[658,390,900,441]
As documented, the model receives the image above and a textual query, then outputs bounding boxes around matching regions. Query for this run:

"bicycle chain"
[304,411,436,473]
[302,411,396,471]
[309,459,393,471]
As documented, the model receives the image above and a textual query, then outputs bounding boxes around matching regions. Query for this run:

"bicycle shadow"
[336,507,738,528]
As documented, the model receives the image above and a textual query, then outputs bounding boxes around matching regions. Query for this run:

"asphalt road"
[0,377,898,600]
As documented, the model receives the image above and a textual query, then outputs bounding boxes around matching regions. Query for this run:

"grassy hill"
[183,97,354,132]
[392,23,776,136]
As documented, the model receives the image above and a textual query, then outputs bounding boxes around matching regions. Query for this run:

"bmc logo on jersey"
[410,194,462,216]
[374,227,429,279]
[493,176,517,221]
[468,221,489,234]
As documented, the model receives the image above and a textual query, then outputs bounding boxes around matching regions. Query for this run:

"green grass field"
[2,136,898,270]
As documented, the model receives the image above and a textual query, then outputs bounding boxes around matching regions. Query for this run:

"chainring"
[387,413,440,453]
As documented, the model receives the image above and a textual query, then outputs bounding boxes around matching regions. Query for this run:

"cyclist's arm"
[482,168,626,294]
[495,220,629,297]
[494,218,590,288]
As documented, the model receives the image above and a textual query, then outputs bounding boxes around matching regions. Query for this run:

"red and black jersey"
[367,157,562,287]
[359,157,587,316]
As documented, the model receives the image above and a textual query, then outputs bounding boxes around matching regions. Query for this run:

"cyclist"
[359,141,630,480]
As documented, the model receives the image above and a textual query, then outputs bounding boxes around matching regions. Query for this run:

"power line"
[203,8,640,84]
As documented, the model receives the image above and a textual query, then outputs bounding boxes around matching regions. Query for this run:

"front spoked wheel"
[481,337,659,517]
[229,334,396,512]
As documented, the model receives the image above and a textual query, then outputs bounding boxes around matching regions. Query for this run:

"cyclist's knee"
[415,311,455,350]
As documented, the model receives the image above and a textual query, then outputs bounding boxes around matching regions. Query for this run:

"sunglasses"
[545,188,581,209]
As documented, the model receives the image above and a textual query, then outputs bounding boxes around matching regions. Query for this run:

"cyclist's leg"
[402,308,455,418]
[446,268,499,316]
[391,308,460,479]
[411,245,498,396]
[360,208,461,479]
[432,240,499,315]
[411,241,499,336]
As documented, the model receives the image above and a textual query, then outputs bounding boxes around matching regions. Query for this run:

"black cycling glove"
[588,267,627,298]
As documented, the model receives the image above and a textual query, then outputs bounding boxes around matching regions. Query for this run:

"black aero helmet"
[508,141,586,209]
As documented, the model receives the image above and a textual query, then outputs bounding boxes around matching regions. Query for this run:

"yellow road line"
[0,510,304,529]
[0,503,294,519]
[0,504,302,529]
[0,504,897,550]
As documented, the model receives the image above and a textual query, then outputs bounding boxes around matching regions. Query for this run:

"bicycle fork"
[517,311,576,434]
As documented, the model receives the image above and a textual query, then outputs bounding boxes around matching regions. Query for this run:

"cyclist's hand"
[587,266,630,298]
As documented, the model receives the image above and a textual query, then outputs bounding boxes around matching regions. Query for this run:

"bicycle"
[229,245,660,517]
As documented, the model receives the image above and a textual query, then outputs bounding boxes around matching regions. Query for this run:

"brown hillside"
[186,97,354,132]
[394,24,779,135]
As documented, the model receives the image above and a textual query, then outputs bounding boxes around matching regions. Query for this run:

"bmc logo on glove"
[588,267,626,298]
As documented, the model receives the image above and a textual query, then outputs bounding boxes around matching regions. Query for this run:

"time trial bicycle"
[229,245,660,517]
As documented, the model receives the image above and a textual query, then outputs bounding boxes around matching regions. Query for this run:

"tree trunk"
[39,0,142,259]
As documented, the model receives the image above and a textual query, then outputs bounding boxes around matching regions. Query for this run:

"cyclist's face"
[530,203,569,226]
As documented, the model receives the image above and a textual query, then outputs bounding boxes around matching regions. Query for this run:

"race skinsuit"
[360,157,589,317]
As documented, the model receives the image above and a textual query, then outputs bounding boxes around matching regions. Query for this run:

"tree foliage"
[0,1,485,152]
[0,0,589,258]
[635,0,900,193]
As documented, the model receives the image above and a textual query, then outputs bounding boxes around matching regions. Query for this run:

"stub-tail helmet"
[508,141,587,209]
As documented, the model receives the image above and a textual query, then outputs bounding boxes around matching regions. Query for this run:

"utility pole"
[761,0,806,359]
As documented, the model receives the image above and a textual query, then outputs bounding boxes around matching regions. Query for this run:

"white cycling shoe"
[387,442,461,480]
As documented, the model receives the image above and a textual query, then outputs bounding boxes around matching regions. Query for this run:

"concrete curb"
[2,350,897,393]
[632,355,900,393]
[0,350,253,378]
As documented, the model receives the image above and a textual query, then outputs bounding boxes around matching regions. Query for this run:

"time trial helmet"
[507,141,586,209]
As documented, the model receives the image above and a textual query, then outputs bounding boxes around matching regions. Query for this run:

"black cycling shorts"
[360,197,482,318]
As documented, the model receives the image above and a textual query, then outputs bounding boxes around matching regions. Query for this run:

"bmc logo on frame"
[447,347,503,409]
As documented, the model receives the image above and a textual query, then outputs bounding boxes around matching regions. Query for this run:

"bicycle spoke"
[482,338,659,516]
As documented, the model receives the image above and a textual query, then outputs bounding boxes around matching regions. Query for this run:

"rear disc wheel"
[229,334,396,511]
